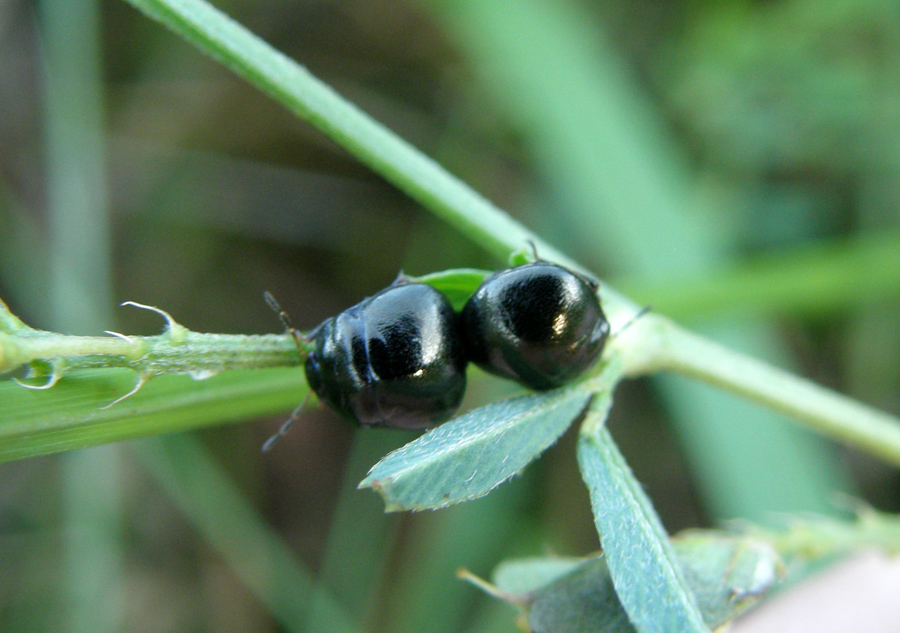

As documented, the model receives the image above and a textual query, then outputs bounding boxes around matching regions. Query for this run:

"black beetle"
[304,282,467,430]
[461,261,610,390]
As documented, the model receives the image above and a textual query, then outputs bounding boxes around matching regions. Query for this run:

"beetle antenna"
[611,305,652,340]
[264,291,303,349]
[262,392,311,452]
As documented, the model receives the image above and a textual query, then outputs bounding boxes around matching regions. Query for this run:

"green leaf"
[577,401,710,633]
[490,533,781,633]
[527,556,631,633]
[0,368,305,462]
[359,387,593,512]
[407,268,491,311]
[674,533,782,627]
[492,556,586,596]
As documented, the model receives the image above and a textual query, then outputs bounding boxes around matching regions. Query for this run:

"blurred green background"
[1,0,900,631]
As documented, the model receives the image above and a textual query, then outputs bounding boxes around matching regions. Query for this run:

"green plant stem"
[5,0,893,475]
[119,0,636,315]
[616,315,900,469]
[0,299,30,332]
[1,331,301,377]
[0,300,303,378]
[761,508,900,560]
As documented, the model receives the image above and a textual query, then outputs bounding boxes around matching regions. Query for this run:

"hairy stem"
[616,315,900,469]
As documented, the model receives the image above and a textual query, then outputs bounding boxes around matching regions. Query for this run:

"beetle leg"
[611,306,652,340]
[261,391,312,452]
[263,290,305,349]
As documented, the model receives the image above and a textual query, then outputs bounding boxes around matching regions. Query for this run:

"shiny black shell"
[304,283,467,429]
[461,262,609,390]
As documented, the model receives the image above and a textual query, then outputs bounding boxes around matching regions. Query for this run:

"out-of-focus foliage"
[660,0,900,247]
[0,0,898,631]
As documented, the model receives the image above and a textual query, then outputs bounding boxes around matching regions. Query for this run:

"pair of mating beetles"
[265,259,610,448]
